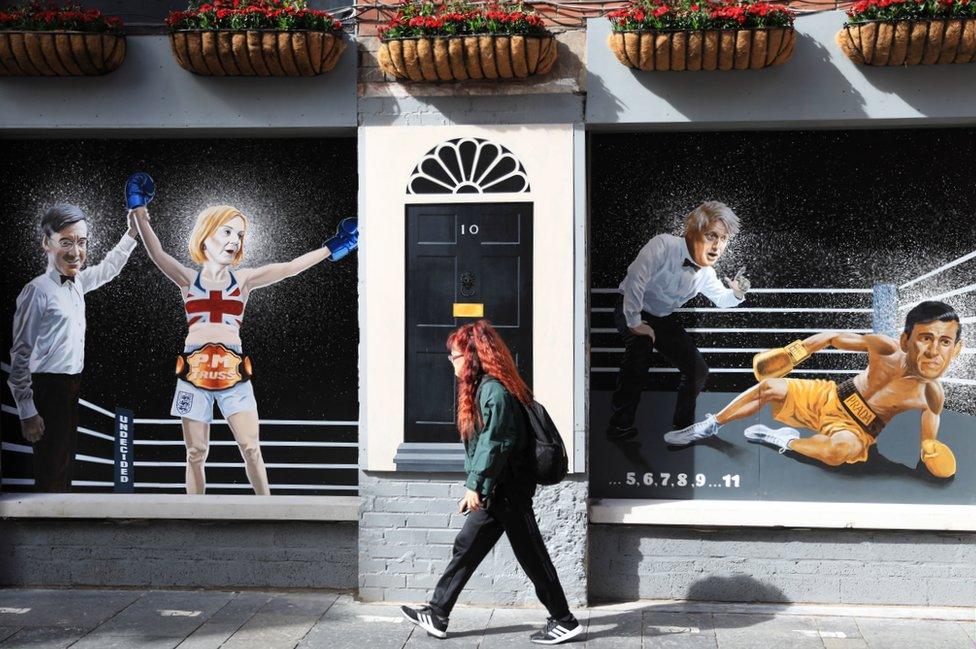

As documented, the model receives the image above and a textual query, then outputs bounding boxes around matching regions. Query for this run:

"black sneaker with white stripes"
[400,605,449,639]
[530,616,582,644]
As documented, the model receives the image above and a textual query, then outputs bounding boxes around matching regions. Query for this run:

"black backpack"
[519,399,568,485]
[475,378,568,485]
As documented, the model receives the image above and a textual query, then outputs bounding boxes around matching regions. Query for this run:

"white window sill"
[0,493,359,521]
[589,498,976,532]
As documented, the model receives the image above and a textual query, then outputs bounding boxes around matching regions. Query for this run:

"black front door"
[405,202,533,444]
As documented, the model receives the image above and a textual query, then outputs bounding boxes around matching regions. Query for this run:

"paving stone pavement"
[0,589,972,648]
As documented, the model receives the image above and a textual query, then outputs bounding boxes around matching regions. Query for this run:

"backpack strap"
[472,374,491,434]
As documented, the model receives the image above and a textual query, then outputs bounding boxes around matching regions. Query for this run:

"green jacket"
[463,376,531,497]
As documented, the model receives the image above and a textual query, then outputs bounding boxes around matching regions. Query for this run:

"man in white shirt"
[606,201,750,441]
[8,204,138,492]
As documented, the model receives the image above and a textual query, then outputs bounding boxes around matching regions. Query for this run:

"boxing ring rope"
[0,361,359,493]
[590,246,975,389]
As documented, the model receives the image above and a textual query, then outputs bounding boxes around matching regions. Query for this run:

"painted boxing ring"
[588,246,975,508]
[1,361,358,496]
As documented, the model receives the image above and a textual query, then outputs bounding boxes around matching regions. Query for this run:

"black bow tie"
[682,259,701,272]
[60,274,75,284]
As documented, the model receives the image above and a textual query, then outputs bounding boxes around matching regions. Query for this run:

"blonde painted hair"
[683,201,740,239]
[188,205,248,265]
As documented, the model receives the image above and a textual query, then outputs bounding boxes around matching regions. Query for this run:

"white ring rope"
[592,327,873,334]
[134,461,357,469]
[590,368,862,374]
[591,347,866,354]
[133,440,357,448]
[590,284,973,380]
[591,288,874,294]
[591,307,873,313]
[134,418,356,426]
[0,478,356,490]
[900,283,976,311]
[899,250,976,290]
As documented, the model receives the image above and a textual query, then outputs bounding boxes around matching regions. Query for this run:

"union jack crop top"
[184,270,246,329]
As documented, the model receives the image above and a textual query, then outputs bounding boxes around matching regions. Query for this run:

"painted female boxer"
[131,190,357,495]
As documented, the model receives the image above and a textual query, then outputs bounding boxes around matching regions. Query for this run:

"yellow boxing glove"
[752,340,811,381]
[921,439,956,478]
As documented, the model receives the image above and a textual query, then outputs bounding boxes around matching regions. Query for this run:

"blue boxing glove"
[125,172,155,210]
[324,217,359,262]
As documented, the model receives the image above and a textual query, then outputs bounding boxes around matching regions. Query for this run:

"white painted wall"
[360,124,577,471]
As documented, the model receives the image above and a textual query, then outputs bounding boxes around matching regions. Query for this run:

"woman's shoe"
[530,616,582,644]
[400,605,449,639]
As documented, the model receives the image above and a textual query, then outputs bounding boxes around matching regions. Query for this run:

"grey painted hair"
[40,204,87,239]
[683,201,740,238]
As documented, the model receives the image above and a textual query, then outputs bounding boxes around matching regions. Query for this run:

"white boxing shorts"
[170,344,258,423]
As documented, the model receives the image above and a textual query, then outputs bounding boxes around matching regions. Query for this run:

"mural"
[589,128,976,505]
[1,138,359,496]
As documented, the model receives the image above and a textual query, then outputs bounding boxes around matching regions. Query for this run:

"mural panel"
[0,138,359,496]
[589,128,976,505]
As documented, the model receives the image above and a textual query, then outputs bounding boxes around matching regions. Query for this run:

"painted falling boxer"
[665,301,963,478]
[129,174,358,495]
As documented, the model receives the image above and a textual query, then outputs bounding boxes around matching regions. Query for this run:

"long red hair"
[447,320,532,440]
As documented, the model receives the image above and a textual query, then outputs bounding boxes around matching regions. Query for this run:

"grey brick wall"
[0,520,357,591]
[589,525,976,607]
[358,472,588,609]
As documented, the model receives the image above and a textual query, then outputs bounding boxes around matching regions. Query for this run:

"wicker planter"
[0,31,125,76]
[608,26,795,71]
[377,33,558,81]
[836,18,976,66]
[169,29,346,76]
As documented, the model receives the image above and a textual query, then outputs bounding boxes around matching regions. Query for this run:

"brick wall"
[589,525,976,607]
[358,472,588,608]
[0,520,357,590]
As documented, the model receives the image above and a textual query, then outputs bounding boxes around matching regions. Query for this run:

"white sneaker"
[744,425,799,453]
[663,414,720,446]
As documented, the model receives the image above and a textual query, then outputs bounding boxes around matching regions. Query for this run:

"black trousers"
[429,484,571,621]
[609,297,709,431]
[31,373,82,493]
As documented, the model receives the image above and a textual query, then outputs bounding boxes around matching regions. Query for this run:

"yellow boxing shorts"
[770,378,886,464]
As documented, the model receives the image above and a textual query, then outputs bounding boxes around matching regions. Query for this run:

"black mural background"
[589,128,976,503]
[0,138,358,495]
[590,128,975,411]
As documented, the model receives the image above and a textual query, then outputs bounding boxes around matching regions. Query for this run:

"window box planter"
[165,1,345,77]
[836,18,976,65]
[606,1,796,71]
[375,2,556,82]
[169,29,345,76]
[0,4,124,76]
[0,31,124,76]
[608,26,795,71]
[377,32,557,81]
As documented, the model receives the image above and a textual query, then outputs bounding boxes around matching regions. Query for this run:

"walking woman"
[401,320,581,645]
[131,202,356,495]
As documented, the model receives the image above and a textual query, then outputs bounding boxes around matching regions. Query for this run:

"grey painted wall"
[0,519,357,590]
[0,35,357,133]
[358,473,589,609]
[586,12,976,129]
[589,525,976,607]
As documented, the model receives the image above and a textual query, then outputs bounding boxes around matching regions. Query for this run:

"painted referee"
[8,204,139,492]
[606,201,751,441]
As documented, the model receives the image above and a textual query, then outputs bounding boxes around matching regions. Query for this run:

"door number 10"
[460,224,480,235]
